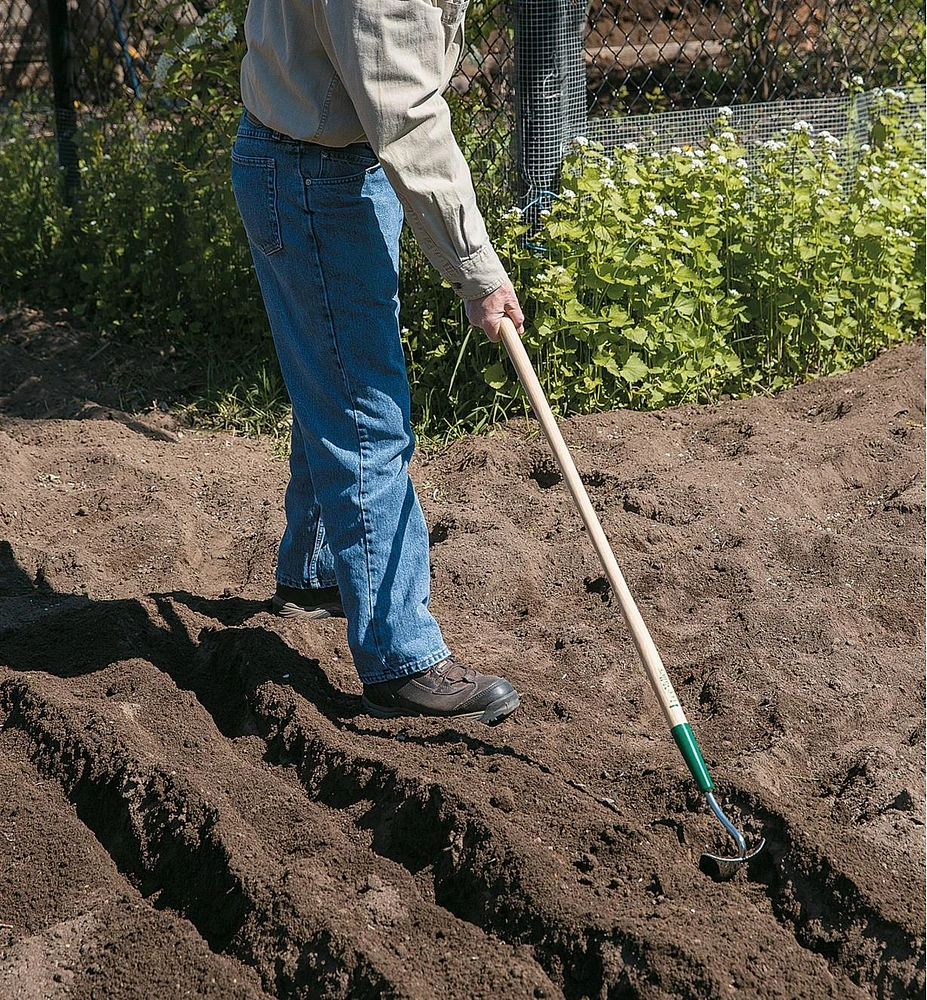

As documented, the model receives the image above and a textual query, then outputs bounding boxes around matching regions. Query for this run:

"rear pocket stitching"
[231,152,282,256]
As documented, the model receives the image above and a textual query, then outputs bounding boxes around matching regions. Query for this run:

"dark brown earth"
[0,311,924,999]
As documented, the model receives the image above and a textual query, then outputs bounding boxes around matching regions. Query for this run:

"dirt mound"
[0,336,924,999]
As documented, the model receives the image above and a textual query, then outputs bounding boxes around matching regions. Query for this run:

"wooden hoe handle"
[498,317,706,763]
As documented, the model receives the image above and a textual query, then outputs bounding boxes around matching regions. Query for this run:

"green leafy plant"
[487,89,925,416]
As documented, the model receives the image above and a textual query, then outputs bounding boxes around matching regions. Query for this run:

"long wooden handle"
[498,317,689,730]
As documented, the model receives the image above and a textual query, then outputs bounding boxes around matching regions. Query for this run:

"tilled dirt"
[0,324,924,999]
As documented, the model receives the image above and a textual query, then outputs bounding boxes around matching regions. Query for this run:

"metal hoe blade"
[699,791,766,880]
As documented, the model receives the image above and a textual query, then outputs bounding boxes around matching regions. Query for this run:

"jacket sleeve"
[317,0,510,299]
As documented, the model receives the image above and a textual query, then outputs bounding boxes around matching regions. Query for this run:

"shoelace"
[431,656,476,684]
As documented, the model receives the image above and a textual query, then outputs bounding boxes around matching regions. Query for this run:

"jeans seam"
[307,513,325,589]
[309,219,387,669]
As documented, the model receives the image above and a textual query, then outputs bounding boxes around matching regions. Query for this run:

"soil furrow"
[742,796,926,999]
[0,675,435,999]
[0,717,272,999]
[257,701,720,1000]
[198,628,791,1000]
[0,667,560,1000]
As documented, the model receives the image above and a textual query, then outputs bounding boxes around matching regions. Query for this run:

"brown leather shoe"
[361,657,520,724]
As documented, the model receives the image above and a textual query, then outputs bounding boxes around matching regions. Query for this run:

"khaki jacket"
[241,0,509,299]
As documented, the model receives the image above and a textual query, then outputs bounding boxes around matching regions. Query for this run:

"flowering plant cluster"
[490,91,925,413]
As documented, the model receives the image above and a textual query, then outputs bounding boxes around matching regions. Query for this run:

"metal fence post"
[514,0,587,210]
[47,0,80,204]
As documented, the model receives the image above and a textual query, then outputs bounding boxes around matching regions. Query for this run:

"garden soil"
[0,312,924,1000]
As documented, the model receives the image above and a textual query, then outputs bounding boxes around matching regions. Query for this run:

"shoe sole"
[361,689,520,726]
[271,597,343,620]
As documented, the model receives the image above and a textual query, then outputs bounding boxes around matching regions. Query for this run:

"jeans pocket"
[316,143,380,183]
[231,151,282,256]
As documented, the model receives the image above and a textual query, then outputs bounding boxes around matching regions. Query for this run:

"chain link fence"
[1,0,924,199]
[585,0,924,115]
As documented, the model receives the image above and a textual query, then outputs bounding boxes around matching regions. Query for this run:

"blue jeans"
[231,111,450,684]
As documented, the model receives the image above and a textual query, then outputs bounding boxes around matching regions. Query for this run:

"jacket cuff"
[445,243,509,300]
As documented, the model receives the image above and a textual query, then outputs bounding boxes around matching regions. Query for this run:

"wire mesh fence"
[0,0,924,200]
[585,0,925,115]
[514,0,924,201]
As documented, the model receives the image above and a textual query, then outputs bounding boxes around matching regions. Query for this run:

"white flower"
[842,234,851,244]
[642,216,656,227]
[715,194,725,203]
[690,190,701,199]
[816,188,829,197]
[666,207,678,218]
[867,197,880,209]
[736,158,748,168]
[887,160,899,169]
[718,154,728,164]
[901,170,909,179]
[671,145,683,154]
[720,131,736,142]
[561,188,577,199]
[694,149,706,159]
[764,139,785,151]
[870,165,881,175]
[684,149,695,158]
[678,228,690,238]
[504,206,522,220]
[573,136,588,147]
[792,120,812,133]
[539,209,551,217]
[709,142,721,153]
[601,176,616,189]
[653,204,666,216]
[628,176,640,185]
[718,106,733,119]
[650,151,661,159]
[731,201,741,210]
[860,143,871,152]
[885,87,907,101]
[624,142,639,152]
[852,74,864,86]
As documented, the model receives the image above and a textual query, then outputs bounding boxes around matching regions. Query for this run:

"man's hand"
[465,281,525,342]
